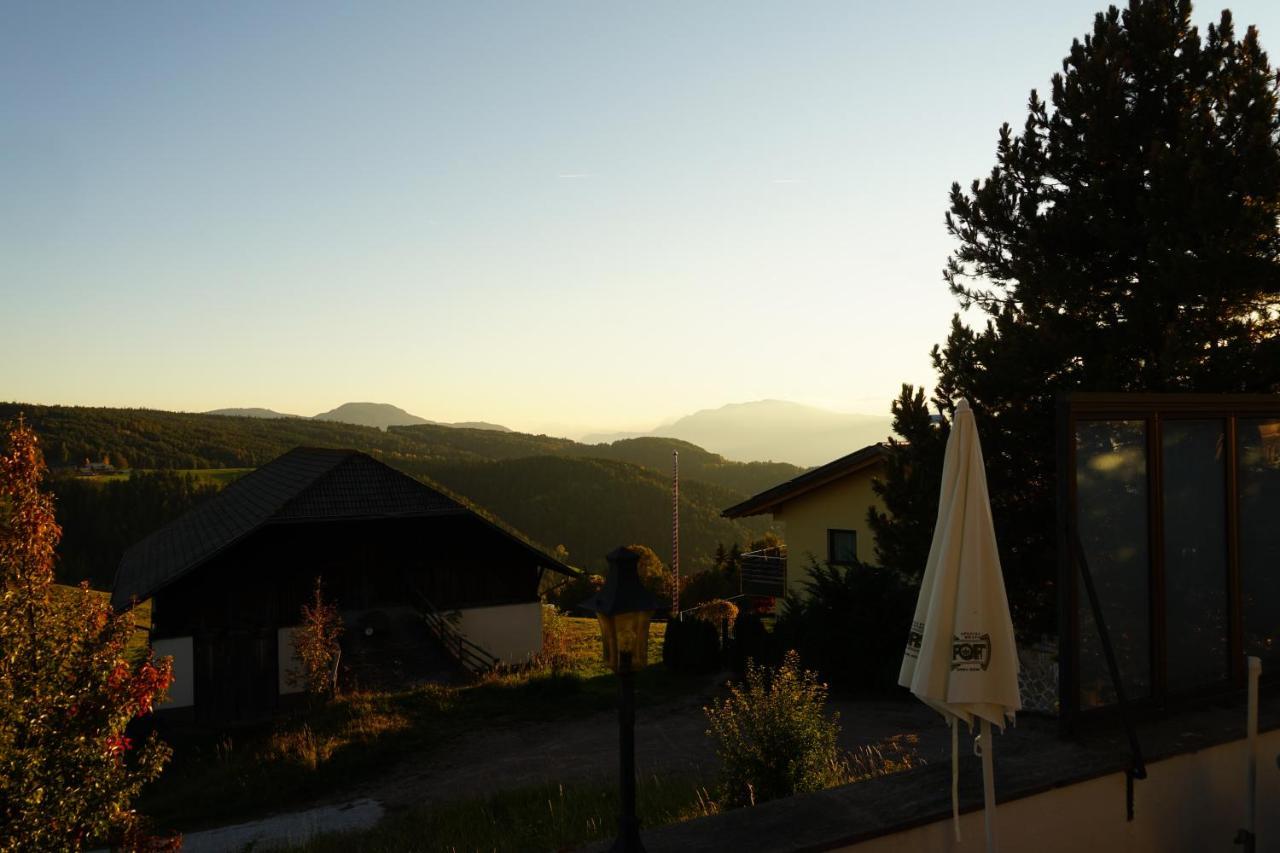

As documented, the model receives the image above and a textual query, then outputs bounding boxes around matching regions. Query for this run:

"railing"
[399,572,501,674]
[420,601,501,674]
[740,546,787,598]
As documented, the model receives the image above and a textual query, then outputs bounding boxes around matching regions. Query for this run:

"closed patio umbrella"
[899,398,1020,851]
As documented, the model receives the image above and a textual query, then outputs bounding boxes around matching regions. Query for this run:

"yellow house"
[721,443,888,599]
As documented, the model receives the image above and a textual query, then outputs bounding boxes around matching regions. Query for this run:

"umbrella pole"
[951,718,961,843]
[981,718,996,853]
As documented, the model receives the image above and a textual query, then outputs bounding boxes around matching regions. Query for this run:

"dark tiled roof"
[111,447,565,609]
[276,453,462,521]
[720,442,889,519]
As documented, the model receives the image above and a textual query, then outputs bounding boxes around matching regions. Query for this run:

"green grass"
[76,467,251,486]
[288,774,718,853]
[140,619,704,832]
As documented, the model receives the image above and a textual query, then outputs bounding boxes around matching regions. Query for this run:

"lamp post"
[582,546,659,853]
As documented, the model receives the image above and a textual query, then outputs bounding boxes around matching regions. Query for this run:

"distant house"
[112,447,574,722]
[721,443,888,599]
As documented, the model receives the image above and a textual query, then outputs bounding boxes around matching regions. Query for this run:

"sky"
[4,1,1279,437]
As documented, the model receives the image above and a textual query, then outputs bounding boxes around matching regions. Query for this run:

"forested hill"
[0,403,802,495]
[3,403,796,582]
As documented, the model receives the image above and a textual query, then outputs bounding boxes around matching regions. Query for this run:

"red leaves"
[105,734,133,760]
[130,660,173,717]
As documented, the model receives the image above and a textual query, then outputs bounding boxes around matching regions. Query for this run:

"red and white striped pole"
[672,450,680,620]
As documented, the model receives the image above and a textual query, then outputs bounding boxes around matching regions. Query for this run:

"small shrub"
[534,603,573,673]
[773,560,914,693]
[294,577,344,697]
[693,598,739,628]
[704,650,842,807]
[730,611,774,678]
[662,618,720,674]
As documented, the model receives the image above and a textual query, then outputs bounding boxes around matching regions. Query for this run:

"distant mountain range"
[206,402,511,433]
[206,398,890,465]
[583,400,891,467]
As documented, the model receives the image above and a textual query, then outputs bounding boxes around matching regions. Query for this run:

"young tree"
[293,577,344,697]
[875,0,1280,636]
[0,419,173,851]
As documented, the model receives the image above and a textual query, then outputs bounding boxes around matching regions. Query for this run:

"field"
[75,468,252,486]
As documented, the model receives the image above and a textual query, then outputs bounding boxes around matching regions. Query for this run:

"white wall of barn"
[151,636,194,708]
[837,727,1280,853]
[452,601,543,665]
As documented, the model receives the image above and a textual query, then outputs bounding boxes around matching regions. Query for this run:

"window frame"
[1057,392,1280,732]
[827,528,858,567]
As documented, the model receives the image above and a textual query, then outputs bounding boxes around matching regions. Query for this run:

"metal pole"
[612,651,645,853]
[1236,656,1261,852]
[672,451,680,620]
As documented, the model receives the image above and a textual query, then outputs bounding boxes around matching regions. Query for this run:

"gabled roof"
[112,447,573,609]
[721,442,889,519]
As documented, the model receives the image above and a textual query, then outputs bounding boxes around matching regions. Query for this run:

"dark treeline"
[50,471,221,589]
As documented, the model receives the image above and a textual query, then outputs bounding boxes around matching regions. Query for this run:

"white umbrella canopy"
[899,398,1020,850]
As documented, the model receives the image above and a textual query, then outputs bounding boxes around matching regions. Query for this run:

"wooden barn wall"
[151,515,543,637]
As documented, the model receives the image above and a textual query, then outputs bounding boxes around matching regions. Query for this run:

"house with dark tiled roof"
[721,443,888,599]
[114,447,574,722]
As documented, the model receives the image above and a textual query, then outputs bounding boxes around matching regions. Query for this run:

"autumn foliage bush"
[704,650,842,807]
[692,598,738,628]
[0,419,174,851]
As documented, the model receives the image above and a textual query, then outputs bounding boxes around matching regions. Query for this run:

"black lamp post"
[582,546,660,853]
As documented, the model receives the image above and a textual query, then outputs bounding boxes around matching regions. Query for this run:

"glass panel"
[1162,420,1229,692]
[829,530,856,564]
[1076,420,1151,707]
[1241,418,1280,662]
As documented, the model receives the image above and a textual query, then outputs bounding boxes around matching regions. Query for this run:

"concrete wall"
[152,636,194,708]
[840,728,1280,852]
[772,463,885,597]
[453,601,542,665]
[278,627,304,695]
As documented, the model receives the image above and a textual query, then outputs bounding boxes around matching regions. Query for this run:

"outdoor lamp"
[583,546,660,673]
[581,546,659,853]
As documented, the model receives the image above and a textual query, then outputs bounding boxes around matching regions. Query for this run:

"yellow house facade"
[722,443,888,599]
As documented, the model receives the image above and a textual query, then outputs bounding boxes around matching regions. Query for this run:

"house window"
[1059,393,1280,727]
[828,529,857,566]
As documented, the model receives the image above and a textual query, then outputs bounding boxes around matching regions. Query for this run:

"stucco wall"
[839,728,1280,852]
[152,636,194,708]
[772,464,885,597]
[453,601,542,665]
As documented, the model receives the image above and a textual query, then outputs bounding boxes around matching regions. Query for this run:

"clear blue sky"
[4,1,1277,436]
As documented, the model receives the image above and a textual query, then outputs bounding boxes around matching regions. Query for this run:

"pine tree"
[875,0,1280,637]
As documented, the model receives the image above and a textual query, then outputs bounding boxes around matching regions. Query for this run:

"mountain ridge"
[206,401,512,432]
[583,399,891,467]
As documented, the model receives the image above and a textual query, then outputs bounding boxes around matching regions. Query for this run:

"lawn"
[139,617,694,832]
